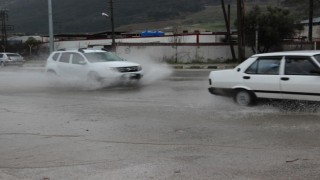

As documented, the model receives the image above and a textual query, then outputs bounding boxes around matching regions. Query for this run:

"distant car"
[208,51,320,106]
[0,53,25,67]
[45,48,143,84]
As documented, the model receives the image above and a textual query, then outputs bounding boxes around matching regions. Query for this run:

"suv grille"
[117,66,139,73]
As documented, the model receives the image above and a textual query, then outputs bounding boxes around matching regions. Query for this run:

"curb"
[23,63,45,67]
[171,64,237,70]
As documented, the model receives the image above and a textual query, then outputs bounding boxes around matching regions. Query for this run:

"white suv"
[208,51,320,106]
[45,49,143,84]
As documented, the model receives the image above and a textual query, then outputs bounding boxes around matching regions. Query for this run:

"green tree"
[282,0,320,18]
[243,6,303,53]
[24,37,42,57]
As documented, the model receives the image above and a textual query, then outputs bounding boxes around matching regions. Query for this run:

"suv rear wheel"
[46,70,58,84]
[46,70,57,77]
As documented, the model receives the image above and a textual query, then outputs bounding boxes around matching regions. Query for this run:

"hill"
[2,0,214,34]
[0,0,316,35]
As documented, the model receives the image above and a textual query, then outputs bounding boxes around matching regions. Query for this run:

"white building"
[8,36,47,43]
[300,17,320,41]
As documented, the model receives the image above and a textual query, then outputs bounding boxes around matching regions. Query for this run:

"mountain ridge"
[0,0,314,35]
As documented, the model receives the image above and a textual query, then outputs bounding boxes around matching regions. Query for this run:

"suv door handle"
[243,76,250,80]
[281,77,290,81]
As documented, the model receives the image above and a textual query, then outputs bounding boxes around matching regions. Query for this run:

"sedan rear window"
[285,56,318,75]
[7,54,20,57]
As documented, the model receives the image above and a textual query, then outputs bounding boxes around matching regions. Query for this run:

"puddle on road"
[0,62,172,92]
[0,69,319,115]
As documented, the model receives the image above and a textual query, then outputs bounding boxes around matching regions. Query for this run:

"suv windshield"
[84,52,124,63]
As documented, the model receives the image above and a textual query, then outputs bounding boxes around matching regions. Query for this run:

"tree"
[283,0,316,41]
[243,6,303,53]
[24,37,42,56]
[282,0,320,18]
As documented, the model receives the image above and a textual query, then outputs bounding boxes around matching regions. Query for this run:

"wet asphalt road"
[0,68,320,180]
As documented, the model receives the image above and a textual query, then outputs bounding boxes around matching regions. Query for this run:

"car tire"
[0,62,4,68]
[46,70,57,77]
[46,70,58,85]
[234,90,256,106]
[87,72,101,82]
[86,72,103,90]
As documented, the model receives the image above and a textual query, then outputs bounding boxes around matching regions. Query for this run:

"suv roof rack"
[56,48,107,53]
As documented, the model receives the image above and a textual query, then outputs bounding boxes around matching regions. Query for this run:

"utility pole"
[308,0,314,42]
[0,9,14,52]
[110,0,115,51]
[221,0,236,61]
[237,0,245,62]
[0,10,8,47]
[255,24,259,54]
[48,0,54,53]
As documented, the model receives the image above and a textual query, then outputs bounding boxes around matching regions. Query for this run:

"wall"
[53,34,225,48]
[51,34,238,63]
[116,44,236,63]
[301,25,320,40]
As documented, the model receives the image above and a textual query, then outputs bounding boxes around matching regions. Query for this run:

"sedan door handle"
[281,77,290,81]
[243,76,250,80]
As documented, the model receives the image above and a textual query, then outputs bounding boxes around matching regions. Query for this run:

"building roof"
[300,17,320,25]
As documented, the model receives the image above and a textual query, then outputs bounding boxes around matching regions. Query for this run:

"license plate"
[122,73,141,79]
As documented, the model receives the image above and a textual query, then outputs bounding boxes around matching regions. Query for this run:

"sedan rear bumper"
[3,60,25,66]
[208,87,233,96]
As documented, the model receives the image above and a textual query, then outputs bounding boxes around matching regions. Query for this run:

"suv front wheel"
[87,72,102,82]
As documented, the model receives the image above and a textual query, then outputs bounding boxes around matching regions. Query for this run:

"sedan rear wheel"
[234,90,255,106]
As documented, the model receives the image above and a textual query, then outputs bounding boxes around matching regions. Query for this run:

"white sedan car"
[0,53,25,67]
[46,48,143,84]
[208,51,320,106]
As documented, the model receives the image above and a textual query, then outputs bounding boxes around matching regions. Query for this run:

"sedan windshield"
[84,52,124,63]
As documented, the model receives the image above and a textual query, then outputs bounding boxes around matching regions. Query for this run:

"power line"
[0,9,14,48]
